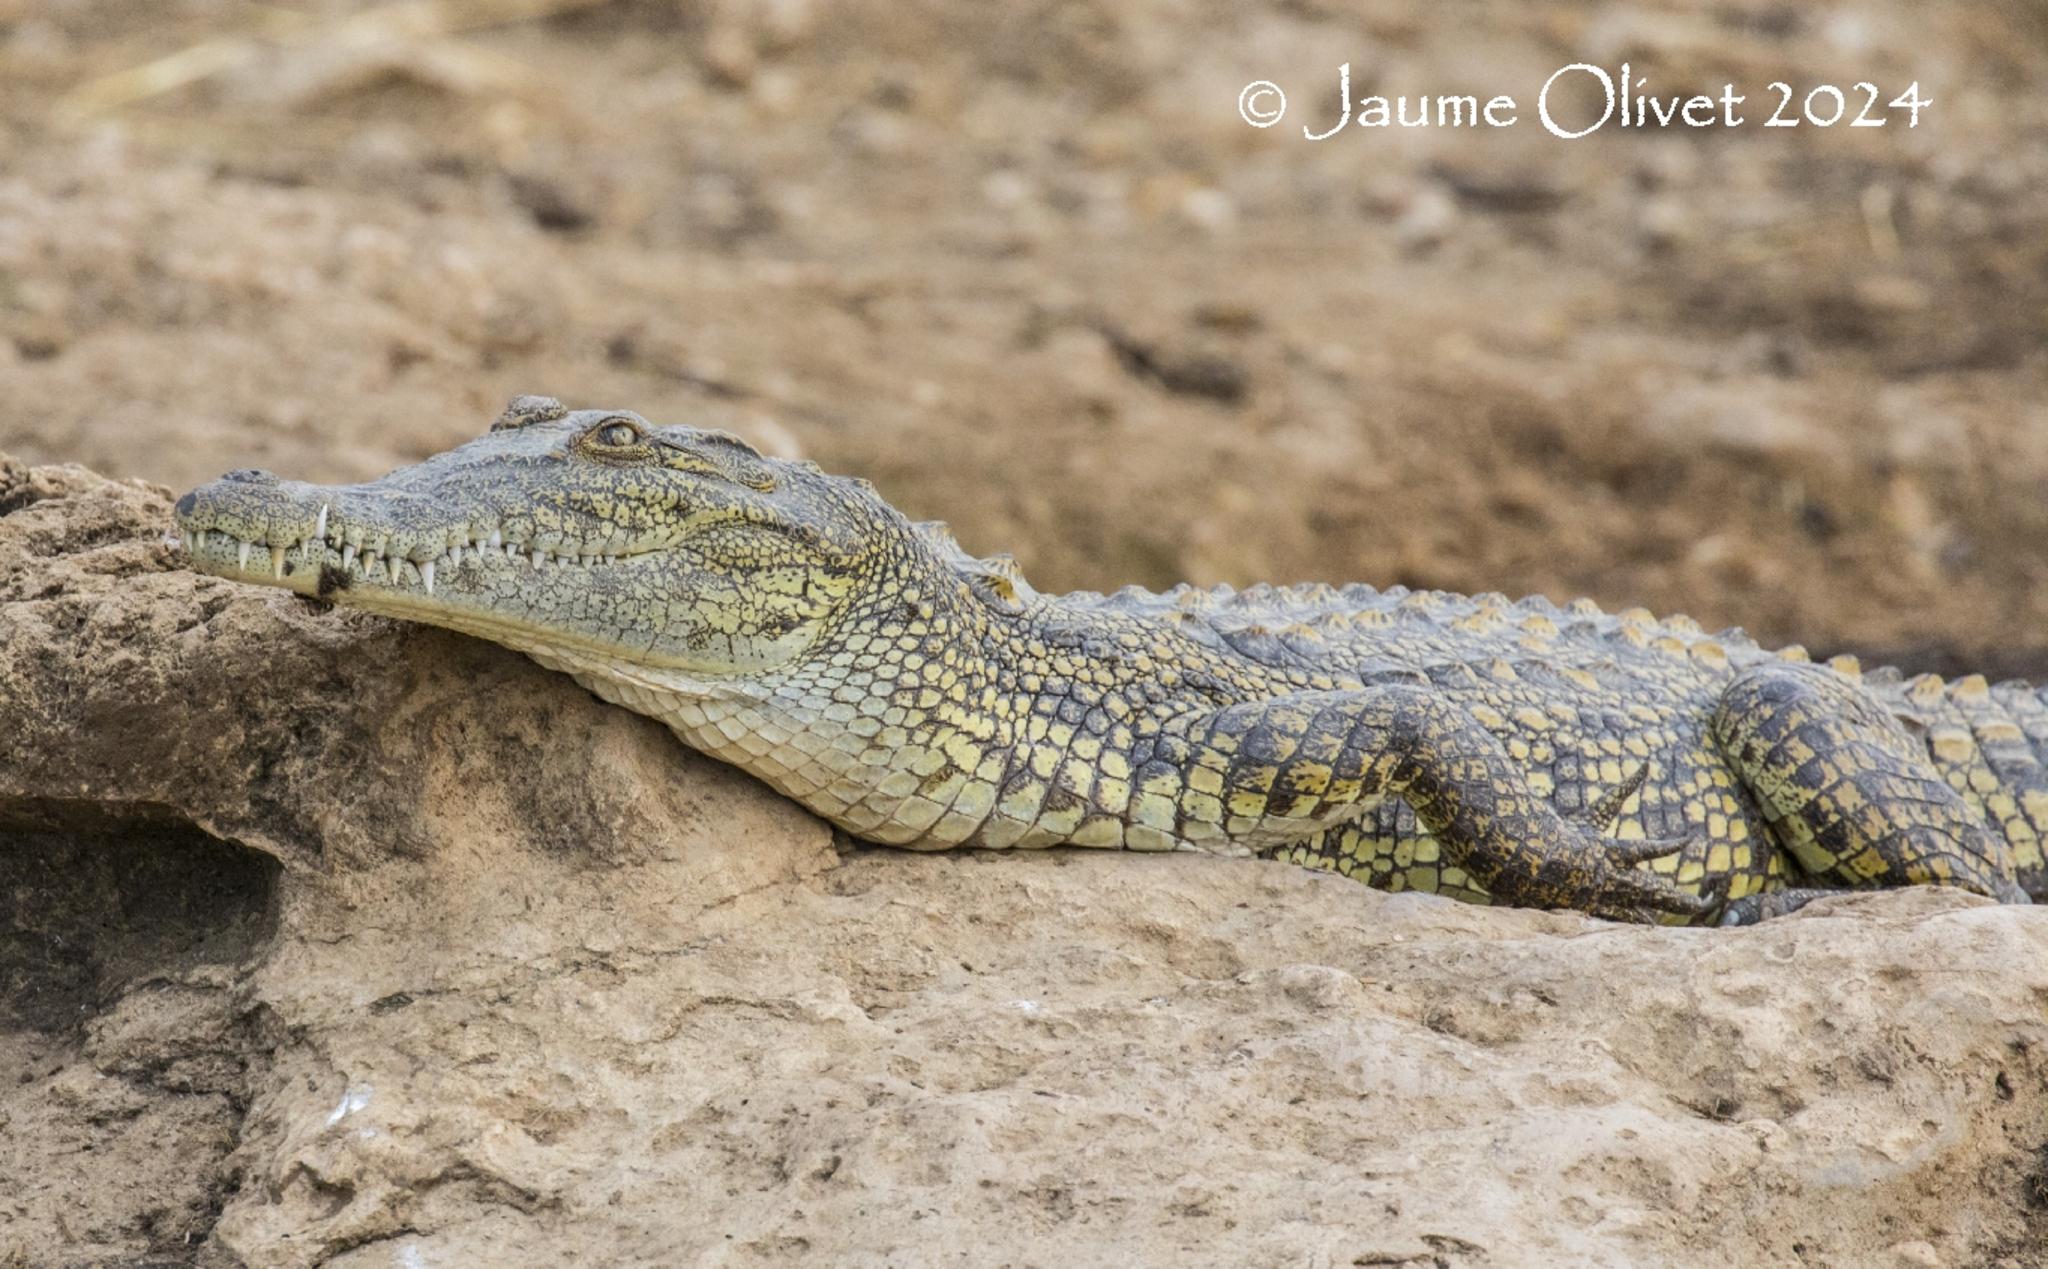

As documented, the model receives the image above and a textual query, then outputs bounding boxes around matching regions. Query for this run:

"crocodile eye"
[593,419,642,448]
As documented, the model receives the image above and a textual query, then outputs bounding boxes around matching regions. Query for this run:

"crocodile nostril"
[173,491,197,516]
[221,469,279,486]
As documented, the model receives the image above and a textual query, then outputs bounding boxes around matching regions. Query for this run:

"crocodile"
[173,396,2045,924]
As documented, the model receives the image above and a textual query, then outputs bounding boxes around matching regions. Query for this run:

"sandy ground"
[4,1,2048,1265]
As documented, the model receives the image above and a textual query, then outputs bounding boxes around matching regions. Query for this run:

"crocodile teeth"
[185,527,640,577]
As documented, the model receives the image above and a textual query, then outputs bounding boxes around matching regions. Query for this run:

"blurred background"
[2,0,2045,674]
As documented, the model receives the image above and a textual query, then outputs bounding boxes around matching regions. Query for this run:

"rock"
[1,456,2045,1266]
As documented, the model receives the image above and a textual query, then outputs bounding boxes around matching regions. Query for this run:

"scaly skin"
[174,396,2045,923]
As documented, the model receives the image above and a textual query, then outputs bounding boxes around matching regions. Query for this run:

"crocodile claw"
[1600,837,1731,924]
[1609,833,1694,868]
[1563,830,1718,924]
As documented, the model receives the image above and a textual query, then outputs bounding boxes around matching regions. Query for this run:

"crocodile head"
[174,396,901,679]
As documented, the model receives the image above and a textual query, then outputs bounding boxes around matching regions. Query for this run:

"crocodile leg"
[1156,686,1714,923]
[1709,663,2029,912]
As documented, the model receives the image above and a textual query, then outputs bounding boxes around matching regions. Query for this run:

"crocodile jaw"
[174,474,696,660]
[172,446,839,677]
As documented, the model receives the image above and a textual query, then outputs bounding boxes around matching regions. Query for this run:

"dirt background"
[5,1,2048,1266]
[3,0,2048,674]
